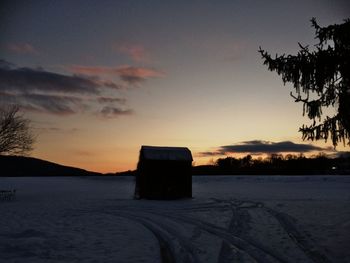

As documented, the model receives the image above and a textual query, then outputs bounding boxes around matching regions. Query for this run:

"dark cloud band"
[221,140,326,153]
[0,66,102,94]
[199,140,331,157]
[0,59,130,118]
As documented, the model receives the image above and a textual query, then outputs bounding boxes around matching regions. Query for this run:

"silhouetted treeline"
[4,154,348,177]
[0,155,101,177]
[192,153,350,175]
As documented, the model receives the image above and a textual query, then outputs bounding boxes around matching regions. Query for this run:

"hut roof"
[140,146,193,161]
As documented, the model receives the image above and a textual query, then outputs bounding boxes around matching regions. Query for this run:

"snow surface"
[1,175,350,263]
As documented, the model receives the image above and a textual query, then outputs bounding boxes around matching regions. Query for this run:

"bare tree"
[0,105,35,155]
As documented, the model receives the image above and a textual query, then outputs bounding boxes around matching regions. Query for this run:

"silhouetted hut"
[135,146,193,199]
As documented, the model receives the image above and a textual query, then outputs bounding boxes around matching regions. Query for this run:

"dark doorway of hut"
[135,146,193,200]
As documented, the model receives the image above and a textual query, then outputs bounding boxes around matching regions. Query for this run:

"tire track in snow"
[216,199,293,263]
[165,210,286,263]
[90,200,324,263]
[154,200,287,262]
[105,211,200,263]
[105,206,286,263]
[220,199,332,263]
[217,202,255,263]
[265,208,332,263]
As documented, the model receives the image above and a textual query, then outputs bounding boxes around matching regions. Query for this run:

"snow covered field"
[1,175,350,263]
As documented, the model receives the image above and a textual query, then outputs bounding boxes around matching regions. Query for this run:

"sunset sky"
[1,1,349,173]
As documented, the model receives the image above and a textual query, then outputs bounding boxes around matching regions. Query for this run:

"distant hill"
[0,155,102,177]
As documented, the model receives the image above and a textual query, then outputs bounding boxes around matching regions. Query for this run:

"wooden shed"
[135,145,193,199]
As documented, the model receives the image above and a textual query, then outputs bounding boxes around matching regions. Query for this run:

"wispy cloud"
[97,97,126,104]
[69,65,164,86]
[0,59,15,69]
[199,140,331,157]
[69,66,110,76]
[6,43,38,54]
[0,59,130,118]
[99,106,133,118]
[23,93,85,115]
[195,151,223,157]
[114,43,150,63]
[116,66,164,85]
[0,63,109,94]
[0,91,85,115]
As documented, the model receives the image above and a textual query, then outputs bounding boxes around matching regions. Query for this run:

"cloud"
[100,80,122,90]
[0,91,84,115]
[114,43,150,62]
[6,43,38,54]
[23,93,85,115]
[199,140,331,157]
[0,59,15,69]
[0,62,114,94]
[0,59,131,117]
[222,140,327,153]
[99,106,133,118]
[116,66,164,85]
[69,66,110,76]
[69,65,164,86]
[97,97,126,104]
[195,151,223,157]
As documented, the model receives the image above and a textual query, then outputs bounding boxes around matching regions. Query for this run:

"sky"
[0,0,349,173]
